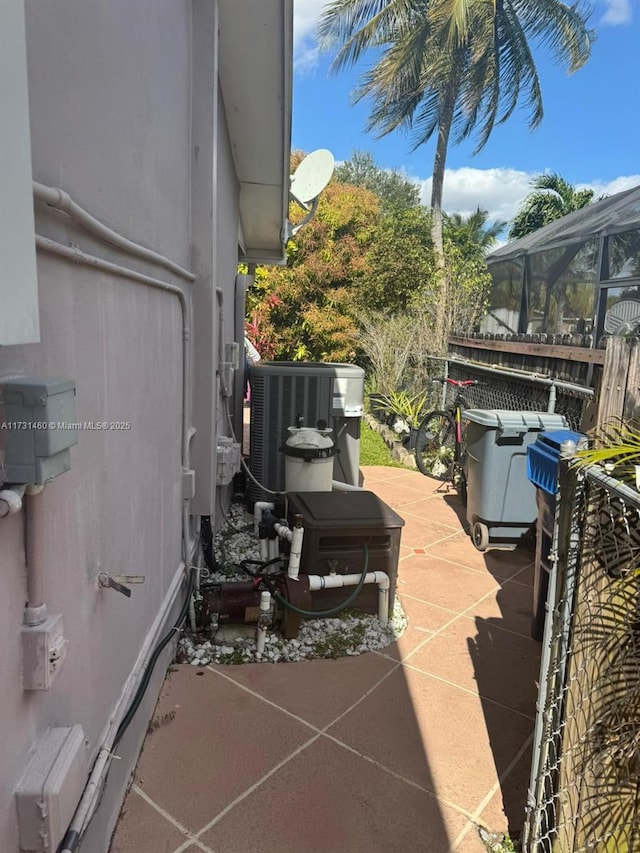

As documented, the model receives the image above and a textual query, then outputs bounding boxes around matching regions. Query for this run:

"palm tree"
[319,0,594,349]
[509,172,595,239]
[444,207,505,254]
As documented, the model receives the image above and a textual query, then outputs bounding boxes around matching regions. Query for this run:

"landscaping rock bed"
[177,501,407,666]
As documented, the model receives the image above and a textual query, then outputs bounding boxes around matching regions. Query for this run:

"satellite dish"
[290,149,335,208]
[604,299,640,335]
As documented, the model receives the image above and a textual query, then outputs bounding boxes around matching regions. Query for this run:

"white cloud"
[600,0,633,25]
[580,175,640,197]
[415,167,640,227]
[293,0,326,73]
[417,167,535,224]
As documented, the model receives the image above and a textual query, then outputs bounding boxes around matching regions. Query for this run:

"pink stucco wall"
[0,1,243,849]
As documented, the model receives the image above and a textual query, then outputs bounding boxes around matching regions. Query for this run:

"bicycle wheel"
[415,411,456,479]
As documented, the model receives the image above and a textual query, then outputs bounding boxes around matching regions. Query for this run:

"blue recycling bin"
[526,429,586,641]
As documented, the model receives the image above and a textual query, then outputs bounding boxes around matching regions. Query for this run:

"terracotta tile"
[380,594,454,662]
[507,560,535,588]
[109,788,192,853]
[477,740,534,841]
[366,478,436,510]
[402,494,467,530]
[327,667,534,814]
[426,530,535,580]
[427,531,491,572]
[132,666,314,833]
[483,545,536,580]
[397,555,499,614]
[399,593,458,632]
[407,617,541,715]
[360,465,411,484]
[210,653,397,729]
[471,579,537,640]
[397,517,460,549]
[201,736,469,853]
[453,824,494,852]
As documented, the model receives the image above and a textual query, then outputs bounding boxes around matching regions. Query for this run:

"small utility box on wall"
[1,378,77,484]
[15,725,88,852]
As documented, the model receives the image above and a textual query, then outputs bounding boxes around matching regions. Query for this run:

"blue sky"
[292,0,640,226]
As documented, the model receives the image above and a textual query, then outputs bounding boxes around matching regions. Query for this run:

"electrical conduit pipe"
[35,225,197,846]
[307,572,390,625]
[59,562,190,853]
[24,485,47,627]
[34,236,196,563]
[33,182,195,282]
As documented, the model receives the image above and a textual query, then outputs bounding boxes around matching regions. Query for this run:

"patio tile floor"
[110,465,540,853]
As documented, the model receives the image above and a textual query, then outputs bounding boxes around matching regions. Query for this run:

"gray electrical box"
[15,725,88,852]
[1,378,77,484]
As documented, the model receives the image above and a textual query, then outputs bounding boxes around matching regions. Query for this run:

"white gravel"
[177,501,408,666]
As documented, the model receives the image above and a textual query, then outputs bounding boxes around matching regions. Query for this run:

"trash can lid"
[527,429,587,494]
[464,409,567,432]
[534,429,588,454]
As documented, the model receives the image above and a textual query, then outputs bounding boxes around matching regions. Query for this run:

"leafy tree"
[247,179,381,362]
[441,237,492,337]
[509,172,595,239]
[444,207,505,257]
[363,203,434,313]
[334,150,420,212]
[319,0,594,351]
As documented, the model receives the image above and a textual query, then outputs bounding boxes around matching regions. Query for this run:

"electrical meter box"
[1,378,77,484]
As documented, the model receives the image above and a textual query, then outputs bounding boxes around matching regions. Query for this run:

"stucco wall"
[0,1,235,849]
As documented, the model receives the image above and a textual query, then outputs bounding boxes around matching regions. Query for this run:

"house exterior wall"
[0,0,261,849]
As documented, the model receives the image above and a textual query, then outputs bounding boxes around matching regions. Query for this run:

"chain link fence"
[443,358,592,431]
[524,462,640,852]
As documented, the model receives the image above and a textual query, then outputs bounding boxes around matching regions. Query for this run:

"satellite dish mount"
[284,149,335,242]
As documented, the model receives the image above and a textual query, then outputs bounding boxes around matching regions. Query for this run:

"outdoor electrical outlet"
[22,613,69,691]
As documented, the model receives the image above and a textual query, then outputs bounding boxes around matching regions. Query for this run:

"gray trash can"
[526,429,586,641]
[465,410,567,551]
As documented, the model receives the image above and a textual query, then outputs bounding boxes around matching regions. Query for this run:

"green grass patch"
[360,421,405,468]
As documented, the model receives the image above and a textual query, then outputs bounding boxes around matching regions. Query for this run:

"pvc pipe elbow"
[0,488,25,517]
[374,571,390,590]
[254,501,274,534]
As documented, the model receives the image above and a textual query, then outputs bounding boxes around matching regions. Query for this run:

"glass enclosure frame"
[482,223,640,345]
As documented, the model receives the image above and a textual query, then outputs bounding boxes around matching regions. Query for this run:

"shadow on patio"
[111,466,539,853]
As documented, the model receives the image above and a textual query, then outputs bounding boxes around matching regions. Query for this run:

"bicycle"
[414,378,481,505]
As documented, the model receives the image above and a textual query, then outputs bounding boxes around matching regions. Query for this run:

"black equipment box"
[286,490,404,617]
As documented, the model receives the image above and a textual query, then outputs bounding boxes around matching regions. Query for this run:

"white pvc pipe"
[268,537,279,561]
[332,480,364,492]
[0,485,26,518]
[288,525,304,580]
[24,486,48,627]
[255,590,271,659]
[33,182,195,282]
[308,572,390,625]
[273,522,293,542]
[254,501,274,534]
[259,538,269,562]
